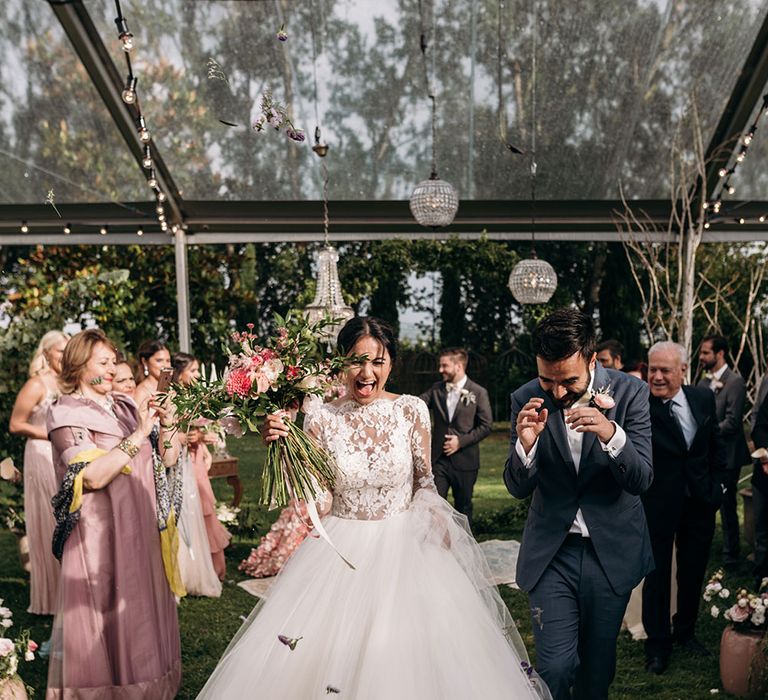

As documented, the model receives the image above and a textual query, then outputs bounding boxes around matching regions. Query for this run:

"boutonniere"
[460,389,477,406]
[705,373,724,392]
[588,385,615,414]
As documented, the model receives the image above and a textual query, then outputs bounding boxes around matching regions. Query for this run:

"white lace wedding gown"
[197,395,549,699]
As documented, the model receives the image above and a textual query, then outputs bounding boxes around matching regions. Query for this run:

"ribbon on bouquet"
[303,494,356,570]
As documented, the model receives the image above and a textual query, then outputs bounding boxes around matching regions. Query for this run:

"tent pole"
[174,230,191,352]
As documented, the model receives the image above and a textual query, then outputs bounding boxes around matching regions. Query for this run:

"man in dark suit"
[504,309,653,700]
[642,341,727,674]
[420,347,492,526]
[697,334,750,569]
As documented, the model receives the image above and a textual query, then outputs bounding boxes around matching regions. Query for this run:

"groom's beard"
[548,381,590,409]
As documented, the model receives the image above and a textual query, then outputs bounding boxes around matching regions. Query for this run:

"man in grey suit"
[420,348,492,526]
[697,334,750,569]
[504,309,653,700]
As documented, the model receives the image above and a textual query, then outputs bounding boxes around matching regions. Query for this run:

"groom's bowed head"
[517,309,616,455]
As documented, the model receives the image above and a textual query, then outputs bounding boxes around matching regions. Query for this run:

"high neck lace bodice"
[304,395,436,520]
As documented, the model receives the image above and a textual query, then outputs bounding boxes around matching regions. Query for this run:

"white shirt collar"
[446,375,468,392]
[712,364,728,381]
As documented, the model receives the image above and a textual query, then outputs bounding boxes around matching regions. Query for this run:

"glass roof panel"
[84,0,768,201]
[721,92,768,203]
[0,0,151,205]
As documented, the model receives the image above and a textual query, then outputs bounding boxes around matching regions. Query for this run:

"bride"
[197,317,550,699]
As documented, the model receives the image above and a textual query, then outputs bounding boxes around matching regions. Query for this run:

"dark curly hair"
[532,308,596,363]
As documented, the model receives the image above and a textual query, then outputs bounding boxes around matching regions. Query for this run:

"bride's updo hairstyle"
[336,317,398,363]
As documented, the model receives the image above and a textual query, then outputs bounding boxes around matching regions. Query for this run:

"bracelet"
[160,422,175,430]
[117,438,140,458]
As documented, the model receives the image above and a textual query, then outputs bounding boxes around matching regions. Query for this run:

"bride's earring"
[143,364,149,377]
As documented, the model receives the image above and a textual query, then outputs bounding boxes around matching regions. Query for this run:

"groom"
[504,309,654,700]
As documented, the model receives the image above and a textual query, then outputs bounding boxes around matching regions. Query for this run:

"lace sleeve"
[406,397,438,495]
[301,406,333,514]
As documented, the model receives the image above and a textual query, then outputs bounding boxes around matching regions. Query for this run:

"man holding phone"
[419,348,492,528]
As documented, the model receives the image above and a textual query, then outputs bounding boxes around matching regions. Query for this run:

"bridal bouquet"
[171,313,352,509]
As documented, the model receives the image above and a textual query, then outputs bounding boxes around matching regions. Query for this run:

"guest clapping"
[46,329,181,698]
[9,330,68,615]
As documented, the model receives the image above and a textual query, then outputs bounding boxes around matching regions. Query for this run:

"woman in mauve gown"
[9,330,69,615]
[46,329,182,699]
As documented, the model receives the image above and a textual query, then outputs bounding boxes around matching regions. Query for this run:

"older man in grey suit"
[504,309,653,700]
[697,334,750,569]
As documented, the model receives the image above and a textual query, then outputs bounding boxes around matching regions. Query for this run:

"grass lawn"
[0,428,759,698]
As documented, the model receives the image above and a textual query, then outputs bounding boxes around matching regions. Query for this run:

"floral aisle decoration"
[0,602,37,699]
[170,313,357,566]
[704,570,768,698]
[215,502,241,529]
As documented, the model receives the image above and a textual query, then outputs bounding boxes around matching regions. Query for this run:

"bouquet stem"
[260,420,335,508]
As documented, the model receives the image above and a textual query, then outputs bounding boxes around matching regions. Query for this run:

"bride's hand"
[261,411,290,444]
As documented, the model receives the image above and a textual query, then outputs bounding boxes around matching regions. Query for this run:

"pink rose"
[727,604,750,623]
[27,640,38,652]
[592,393,615,410]
[0,638,13,657]
[252,371,270,394]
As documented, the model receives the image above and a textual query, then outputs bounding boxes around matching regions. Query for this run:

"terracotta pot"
[0,675,28,700]
[720,625,767,698]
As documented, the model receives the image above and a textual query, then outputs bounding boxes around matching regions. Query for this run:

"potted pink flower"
[704,570,768,698]
[0,602,37,700]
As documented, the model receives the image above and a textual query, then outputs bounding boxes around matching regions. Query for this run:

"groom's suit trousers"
[528,534,630,700]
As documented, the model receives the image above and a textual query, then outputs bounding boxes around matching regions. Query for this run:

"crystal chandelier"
[508,0,557,305]
[304,162,354,345]
[409,10,458,229]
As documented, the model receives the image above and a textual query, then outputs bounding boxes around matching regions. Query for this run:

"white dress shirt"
[515,373,627,537]
[666,389,697,449]
[445,375,468,422]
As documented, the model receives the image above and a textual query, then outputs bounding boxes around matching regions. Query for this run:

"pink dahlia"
[226,368,253,397]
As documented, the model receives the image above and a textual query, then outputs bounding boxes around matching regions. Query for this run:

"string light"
[142,146,152,169]
[147,169,158,189]
[121,75,137,104]
[100,226,108,235]
[63,223,71,234]
[156,204,164,215]
[20,221,28,233]
[115,15,134,52]
[706,92,768,229]
[137,116,150,143]
[157,191,167,202]
[137,228,144,236]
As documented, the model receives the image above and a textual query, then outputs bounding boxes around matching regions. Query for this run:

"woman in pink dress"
[172,352,231,580]
[9,330,68,615]
[46,329,182,699]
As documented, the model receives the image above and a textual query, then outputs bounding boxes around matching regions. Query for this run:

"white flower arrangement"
[216,502,241,527]
[703,569,768,630]
[0,600,37,689]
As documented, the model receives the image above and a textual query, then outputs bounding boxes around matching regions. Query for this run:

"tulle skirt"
[178,454,222,597]
[198,490,549,699]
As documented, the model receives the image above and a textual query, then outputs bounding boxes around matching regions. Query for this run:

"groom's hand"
[565,406,615,443]
[516,397,548,454]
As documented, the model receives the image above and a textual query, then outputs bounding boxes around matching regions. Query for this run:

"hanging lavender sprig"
[252,88,305,143]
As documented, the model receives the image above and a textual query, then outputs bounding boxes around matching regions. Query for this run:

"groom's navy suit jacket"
[504,365,654,596]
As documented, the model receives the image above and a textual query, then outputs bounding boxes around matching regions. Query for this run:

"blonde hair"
[58,329,118,394]
[28,330,70,377]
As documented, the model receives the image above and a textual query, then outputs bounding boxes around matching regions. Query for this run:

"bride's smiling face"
[345,335,392,405]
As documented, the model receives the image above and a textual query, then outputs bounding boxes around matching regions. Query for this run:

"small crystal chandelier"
[409,13,458,229]
[304,162,354,345]
[508,0,556,305]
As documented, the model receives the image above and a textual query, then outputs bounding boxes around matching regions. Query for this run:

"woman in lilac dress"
[9,330,68,615]
[45,329,182,699]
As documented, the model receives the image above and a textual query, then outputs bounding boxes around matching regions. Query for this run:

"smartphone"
[156,368,174,394]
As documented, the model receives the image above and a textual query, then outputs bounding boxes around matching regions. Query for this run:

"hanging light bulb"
[147,169,158,189]
[160,221,168,232]
[63,223,72,234]
[115,16,134,52]
[137,228,144,237]
[158,213,166,223]
[142,146,152,169]
[122,75,137,104]
[137,116,150,143]
[718,167,728,178]
[157,191,167,202]
[171,224,180,234]
[156,203,164,215]
[100,226,108,236]
[760,215,766,223]
[20,221,28,233]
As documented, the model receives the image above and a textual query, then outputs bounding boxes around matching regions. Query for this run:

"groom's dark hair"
[533,308,596,362]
